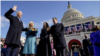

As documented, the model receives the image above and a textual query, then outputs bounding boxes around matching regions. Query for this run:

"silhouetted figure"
[82,34,91,56]
[4,5,28,56]
[50,17,67,56]
[36,22,51,56]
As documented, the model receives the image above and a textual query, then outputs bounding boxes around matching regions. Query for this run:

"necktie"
[17,17,21,22]
[19,18,21,22]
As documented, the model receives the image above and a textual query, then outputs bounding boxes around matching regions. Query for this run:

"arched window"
[73,15,74,17]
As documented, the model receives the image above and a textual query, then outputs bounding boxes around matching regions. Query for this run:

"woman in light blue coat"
[23,21,38,56]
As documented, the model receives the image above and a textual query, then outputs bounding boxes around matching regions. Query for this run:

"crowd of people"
[1,5,67,56]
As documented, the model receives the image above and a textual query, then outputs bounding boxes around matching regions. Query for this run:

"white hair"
[16,11,22,16]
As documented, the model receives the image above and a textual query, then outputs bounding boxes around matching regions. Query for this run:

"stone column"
[75,25,77,31]
[84,23,86,32]
[90,21,93,30]
[81,23,83,31]
[69,26,71,32]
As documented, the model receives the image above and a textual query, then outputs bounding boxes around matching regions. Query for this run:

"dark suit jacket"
[50,23,67,49]
[4,8,27,47]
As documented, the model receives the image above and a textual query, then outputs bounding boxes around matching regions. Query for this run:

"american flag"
[79,26,82,31]
[72,27,76,33]
[85,24,88,31]
[67,28,70,34]
[86,28,88,31]
[71,27,74,33]
[77,26,80,31]
[88,23,92,30]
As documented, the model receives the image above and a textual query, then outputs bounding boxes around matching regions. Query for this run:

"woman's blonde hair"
[28,21,34,28]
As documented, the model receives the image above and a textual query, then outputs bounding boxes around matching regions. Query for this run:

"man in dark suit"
[82,34,91,56]
[50,17,67,56]
[4,5,27,56]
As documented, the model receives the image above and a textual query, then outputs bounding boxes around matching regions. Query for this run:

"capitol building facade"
[61,2,100,51]
[20,2,100,53]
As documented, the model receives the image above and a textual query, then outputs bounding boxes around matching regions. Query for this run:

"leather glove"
[95,43,100,46]
[45,35,48,39]
[54,33,60,37]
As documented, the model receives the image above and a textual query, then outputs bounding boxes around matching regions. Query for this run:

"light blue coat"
[23,29,38,54]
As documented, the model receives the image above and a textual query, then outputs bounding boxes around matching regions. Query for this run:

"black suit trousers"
[56,48,65,56]
[6,45,19,56]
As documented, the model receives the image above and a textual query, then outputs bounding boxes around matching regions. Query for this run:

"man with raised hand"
[4,5,27,56]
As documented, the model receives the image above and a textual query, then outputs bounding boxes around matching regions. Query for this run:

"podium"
[73,52,79,56]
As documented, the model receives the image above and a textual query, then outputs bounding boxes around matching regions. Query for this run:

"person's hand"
[12,5,17,11]
[49,34,51,37]
[95,43,100,46]
[54,33,59,37]
[56,33,59,36]
[45,35,48,38]
[32,28,35,31]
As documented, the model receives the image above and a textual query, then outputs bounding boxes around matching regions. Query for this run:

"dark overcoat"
[4,8,27,47]
[36,28,51,56]
[50,23,67,49]
[82,38,91,56]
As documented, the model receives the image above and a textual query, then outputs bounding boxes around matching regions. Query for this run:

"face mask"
[85,36,87,38]
[92,28,97,31]
[85,36,86,37]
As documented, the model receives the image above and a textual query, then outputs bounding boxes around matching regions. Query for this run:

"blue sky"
[1,1,100,38]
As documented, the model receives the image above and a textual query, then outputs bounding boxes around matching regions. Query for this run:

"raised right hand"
[12,5,17,11]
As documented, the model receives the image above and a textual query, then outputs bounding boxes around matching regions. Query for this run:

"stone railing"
[65,33,80,37]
